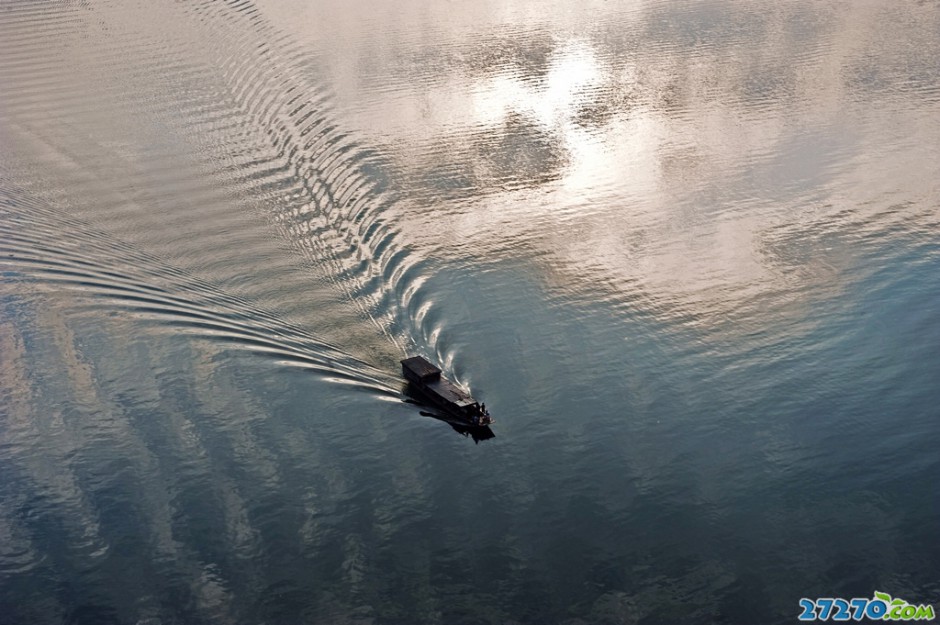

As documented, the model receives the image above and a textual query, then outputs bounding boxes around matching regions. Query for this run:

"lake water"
[1,1,939,623]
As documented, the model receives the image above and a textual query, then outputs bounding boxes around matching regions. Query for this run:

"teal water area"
[1,1,939,623]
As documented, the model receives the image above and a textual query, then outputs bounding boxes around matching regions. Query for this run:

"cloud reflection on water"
[2,1,939,622]
[265,0,940,328]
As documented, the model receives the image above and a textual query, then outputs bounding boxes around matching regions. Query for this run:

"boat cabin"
[401,356,441,384]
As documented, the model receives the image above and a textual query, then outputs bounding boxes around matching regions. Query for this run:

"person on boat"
[481,402,486,415]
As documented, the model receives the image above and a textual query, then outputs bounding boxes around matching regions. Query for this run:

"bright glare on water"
[1,1,939,623]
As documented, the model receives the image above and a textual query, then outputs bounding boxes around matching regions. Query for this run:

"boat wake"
[0,0,458,391]
[0,190,399,395]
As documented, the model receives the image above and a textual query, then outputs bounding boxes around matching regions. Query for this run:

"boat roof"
[401,356,441,378]
[426,377,476,407]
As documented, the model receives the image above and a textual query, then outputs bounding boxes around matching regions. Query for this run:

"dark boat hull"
[404,382,494,428]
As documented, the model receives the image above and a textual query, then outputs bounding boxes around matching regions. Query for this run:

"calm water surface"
[1,1,939,623]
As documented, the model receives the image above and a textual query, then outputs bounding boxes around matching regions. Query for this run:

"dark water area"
[2,1,939,623]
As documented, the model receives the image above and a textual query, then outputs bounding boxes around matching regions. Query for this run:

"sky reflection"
[260,0,940,326]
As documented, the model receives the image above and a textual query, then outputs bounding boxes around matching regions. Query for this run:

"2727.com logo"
[799,591,935,621]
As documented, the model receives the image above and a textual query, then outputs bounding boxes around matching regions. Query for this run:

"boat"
[401,356,493,427]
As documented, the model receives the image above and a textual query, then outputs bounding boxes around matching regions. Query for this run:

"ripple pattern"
[3,1,940,623]
[0,0,454,378]
[0,191,398,393]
